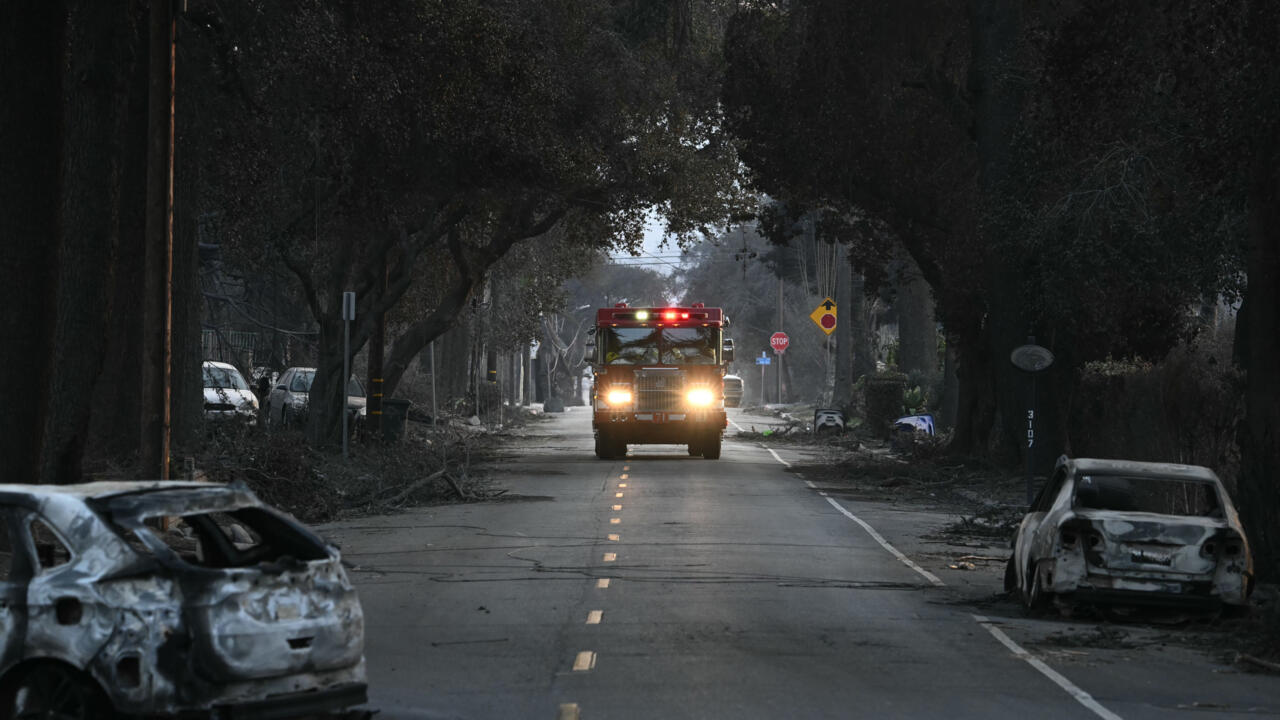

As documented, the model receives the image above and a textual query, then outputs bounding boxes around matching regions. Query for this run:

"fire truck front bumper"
[594,410,726,442]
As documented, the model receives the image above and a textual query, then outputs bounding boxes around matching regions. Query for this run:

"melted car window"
[139,508,327,569]
[1074,475,1220,517]
[29,519,72,570]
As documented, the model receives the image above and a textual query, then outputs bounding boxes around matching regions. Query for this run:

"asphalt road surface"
[325,408,1280,719]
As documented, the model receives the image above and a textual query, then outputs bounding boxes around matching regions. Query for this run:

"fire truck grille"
[634,370,685,412]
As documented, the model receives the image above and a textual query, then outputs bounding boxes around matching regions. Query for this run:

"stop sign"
[770,332,789,353]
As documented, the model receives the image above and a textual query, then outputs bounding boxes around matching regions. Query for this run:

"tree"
[0,2,172,483]
[721,1,1251,468]
[183,0,747,445]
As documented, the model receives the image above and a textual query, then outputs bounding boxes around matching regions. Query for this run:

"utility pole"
[776,276,784,404]
[368,260,387,438]
[141,0,176,479]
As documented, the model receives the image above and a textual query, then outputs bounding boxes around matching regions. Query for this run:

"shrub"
[1069,340,1242,494]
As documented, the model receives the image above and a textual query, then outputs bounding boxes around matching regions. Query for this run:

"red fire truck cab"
[588,303,734,459]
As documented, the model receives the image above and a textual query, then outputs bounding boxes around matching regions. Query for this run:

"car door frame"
[1014,464,1071,592]
[269,369,294,421]
[0,504,30,675]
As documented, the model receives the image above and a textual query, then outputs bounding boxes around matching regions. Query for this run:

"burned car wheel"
[1021,561,1051,611]
[7,664,109,720]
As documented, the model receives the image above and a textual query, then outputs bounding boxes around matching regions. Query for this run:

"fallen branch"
[376,469,446,508]
[1237,653,1280,673]
[443,472,472,500]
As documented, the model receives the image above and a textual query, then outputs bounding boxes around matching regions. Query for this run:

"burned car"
[1006,456,1253,612]
[0,481,367,718]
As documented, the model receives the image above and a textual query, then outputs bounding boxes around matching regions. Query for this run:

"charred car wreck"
[1007,457,1254,612]
[0,481,367,718]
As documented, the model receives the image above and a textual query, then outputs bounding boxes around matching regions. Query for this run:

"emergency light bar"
[596,305,723,326]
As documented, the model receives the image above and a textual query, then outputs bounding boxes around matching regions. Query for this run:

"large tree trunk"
[171,87,203,453]
[849,268,876,381]
[895,245,937,384]
[947,322,996,456]
[306,315,349,447]
[951,0,1024,460]
[89,18,150,465]
[140,0,174,478]
[41,2,136,484]
[1236,148,1280,582]
[0,2,63,483]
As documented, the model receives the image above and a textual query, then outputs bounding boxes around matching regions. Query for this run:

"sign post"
[342,292,355,459]
[1010,338,1055,506]
[770,332,789,403]
[756,352,771,405]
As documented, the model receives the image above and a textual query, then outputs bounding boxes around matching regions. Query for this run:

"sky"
[606,210,689,276]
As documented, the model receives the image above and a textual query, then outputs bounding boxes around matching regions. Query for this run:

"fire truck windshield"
[601,327,719,365]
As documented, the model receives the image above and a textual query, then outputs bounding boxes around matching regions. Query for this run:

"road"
[325,407,1280,719]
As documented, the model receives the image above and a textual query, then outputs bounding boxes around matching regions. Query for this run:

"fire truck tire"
[687,441,702,456]
[595,432,613,459]
[702,432,722,460]
[612,437,628,458]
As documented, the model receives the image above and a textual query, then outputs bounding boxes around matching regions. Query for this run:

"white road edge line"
[729,418,745,432]
[765,448,1124,720]
[764,447,790,466]
[820,494,945,587]
[973,615,1124,720]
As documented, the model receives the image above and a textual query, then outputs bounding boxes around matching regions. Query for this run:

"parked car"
[813,408,845,434]
[722,374,744,408]
[0,481,367,718]
[1006,456,1253,612]
[202,360,259,425]
[266,367,367,428]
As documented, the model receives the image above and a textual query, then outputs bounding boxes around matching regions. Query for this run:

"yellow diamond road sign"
[810,297,837,335]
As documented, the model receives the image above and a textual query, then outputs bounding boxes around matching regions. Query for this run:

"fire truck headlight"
[634,310,649,321]
[686,388,715,407]
[605,389,633,406]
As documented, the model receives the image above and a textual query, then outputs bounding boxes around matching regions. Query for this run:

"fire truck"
[588,303,734,459]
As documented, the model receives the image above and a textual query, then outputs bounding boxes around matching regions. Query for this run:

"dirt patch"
[1038,625,1146,650]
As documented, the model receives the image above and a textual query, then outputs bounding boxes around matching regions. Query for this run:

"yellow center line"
[615,492,624,498]
[597,578,611,589]
[572,651,596,671]
[618,483,627,488]
[586,610,603,625]
[607,534,620,542]
[623,466,630,471]
[620,473,629,480]
[610,518,621,524]
[558,703,580,720]
[612,504,622,511]
[602,552,617,562]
